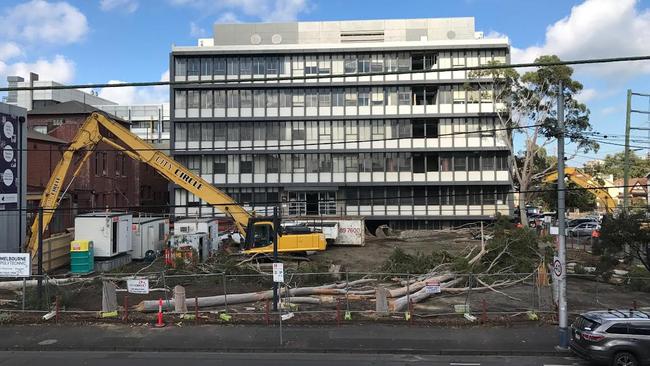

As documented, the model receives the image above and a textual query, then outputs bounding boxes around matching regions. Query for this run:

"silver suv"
[570,310,650,366]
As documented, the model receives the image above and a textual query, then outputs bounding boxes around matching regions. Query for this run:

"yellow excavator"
[543,167,617,214]
[26,112,326,259]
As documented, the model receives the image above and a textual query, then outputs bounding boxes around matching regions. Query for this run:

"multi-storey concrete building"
[6,75,116,110]
[170,18,513,229]
[97,104,170,144]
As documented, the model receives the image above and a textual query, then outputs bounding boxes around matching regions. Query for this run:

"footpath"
[0,323,566,355]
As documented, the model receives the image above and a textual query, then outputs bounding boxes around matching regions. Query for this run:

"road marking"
[449,363,480,366]
[37,339,57,345]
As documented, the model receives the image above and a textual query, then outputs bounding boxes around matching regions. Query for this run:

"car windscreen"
[573,315,600,331]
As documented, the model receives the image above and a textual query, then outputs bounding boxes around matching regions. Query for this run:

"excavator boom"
[27,112,257,258]
[543,167,617,213]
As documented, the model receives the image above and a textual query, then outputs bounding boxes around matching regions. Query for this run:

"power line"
[2,55,650,92]
[14,123,538,152]
[10,182,639,214]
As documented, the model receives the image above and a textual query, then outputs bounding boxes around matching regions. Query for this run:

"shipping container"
[288,217,365,246]
[74,212,132,257]
[131,217,169,260]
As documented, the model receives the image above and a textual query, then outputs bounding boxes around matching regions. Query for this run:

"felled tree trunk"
[387,274,454,298]
[135,279,376,312]
[389,277,464,312]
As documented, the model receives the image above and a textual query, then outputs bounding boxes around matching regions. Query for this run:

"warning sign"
[425,280,441,294]
[127,279,149,294]
[272,262,284,283]
[553,257,563,278]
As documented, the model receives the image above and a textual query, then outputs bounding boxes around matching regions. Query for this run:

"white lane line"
[449,363,481,366]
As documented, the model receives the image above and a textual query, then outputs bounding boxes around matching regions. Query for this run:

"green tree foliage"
[595,212,650,272]
[583,151,650,180]
[470,55,598,224]
[537,181,597,212]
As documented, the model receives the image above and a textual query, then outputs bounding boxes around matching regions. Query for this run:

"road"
[0,351,589,366]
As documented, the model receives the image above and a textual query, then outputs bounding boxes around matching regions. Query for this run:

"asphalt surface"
[0,324,565,355]
[0,351,589,366]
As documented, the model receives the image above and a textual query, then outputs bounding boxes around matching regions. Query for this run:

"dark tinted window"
[573,316,600,331]
[628,323,650,336]
[606,323,628,334]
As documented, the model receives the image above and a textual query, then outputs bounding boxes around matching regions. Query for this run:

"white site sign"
[0,253,30,277]
[424,280,441,294]
[272,262,284,283]
[127,279,150,294]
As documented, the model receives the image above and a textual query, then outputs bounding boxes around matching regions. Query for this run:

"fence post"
[195,297,199,324]
[21,278,26,311]
[405,272,411,313]
[466,273,473,311]
[37,207,43,310]
[55,296,59,323]
[161,271,169,309]
[222,272,228,314]
[408,299,414,327]
[481,299,487,324]
[123,294,129,323]
[336,298,341,327]
[345,271,350,314]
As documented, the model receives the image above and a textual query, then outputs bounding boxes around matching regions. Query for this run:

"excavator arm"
[27,112,252,258]
[543,167,617,213]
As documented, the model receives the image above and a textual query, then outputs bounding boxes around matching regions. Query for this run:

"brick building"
[25,130,74,237]
[27,101,169,214]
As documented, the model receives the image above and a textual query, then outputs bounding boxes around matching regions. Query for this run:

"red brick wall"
[26,138,73,237]
[28,113,141,212]
[26,139,62,190]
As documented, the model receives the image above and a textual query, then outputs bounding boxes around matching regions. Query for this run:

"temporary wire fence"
[1,269,648,325]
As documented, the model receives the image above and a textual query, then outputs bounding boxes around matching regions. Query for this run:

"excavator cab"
[242,217,278,251]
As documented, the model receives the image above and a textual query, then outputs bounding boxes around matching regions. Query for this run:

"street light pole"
[556,80,568,349]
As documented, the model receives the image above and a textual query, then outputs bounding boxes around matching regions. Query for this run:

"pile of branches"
[135,218,550,313]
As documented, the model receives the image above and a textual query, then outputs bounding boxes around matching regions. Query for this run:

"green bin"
[70,240,94,274]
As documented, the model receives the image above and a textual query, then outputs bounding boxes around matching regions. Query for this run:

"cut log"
[389,277,463,312]
[0,277,94,291]
[102,281,117,313]
[135,282,373,312]
[387,274,453,298]
[174,285,187,313]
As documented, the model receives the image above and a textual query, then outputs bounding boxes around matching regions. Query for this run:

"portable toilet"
[70,240,94,274]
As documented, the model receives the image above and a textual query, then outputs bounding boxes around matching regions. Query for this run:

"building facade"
[6,74,116,111]
[170,18,513,229]
[25,130,74,238]
[97,104,170,144]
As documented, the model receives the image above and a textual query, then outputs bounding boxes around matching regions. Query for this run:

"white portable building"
[170,233,210,262]
[173,218,220,249]
[131,217,169,260]
[74,212,132,257]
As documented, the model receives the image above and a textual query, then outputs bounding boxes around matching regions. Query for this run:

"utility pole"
[556,80,568,349]
[623,89,632,211]
[272,207,279,312]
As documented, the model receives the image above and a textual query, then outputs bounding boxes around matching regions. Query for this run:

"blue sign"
[0,113,18,209]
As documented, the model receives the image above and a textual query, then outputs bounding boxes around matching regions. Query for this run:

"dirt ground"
[2,228,648,321]
[312,230,480,273]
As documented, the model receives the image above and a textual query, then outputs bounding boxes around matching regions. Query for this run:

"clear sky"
[1,0,649,164]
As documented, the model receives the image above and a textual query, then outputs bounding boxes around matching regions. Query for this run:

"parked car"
[568,222,600,237]
[568,218,598,228]
[570,309,650,366]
